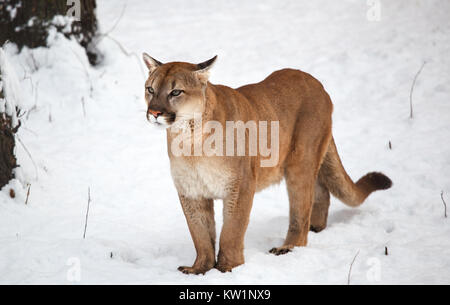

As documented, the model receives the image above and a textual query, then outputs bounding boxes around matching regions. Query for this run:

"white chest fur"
[170,158,232,200]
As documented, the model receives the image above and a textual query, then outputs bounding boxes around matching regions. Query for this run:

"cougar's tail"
[318,138,392,207]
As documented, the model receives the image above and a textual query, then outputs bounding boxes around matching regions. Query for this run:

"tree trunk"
[0,0,100,65]
[0,70,18,190]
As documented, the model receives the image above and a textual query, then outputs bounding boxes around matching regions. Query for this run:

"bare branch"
[347,250,360,285]
[441,191,447,218]
[103,2,127,37]
[409,61,426,119]
[69,48,94,98]
[25,184,31,205]
[95,1,128,45]
[83,187,92,239]
[104,34,146,79]
[16,135,39,180]
[81,97,86,117]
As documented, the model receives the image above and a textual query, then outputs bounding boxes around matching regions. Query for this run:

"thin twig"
[409,61,426,119]
[69,48,94,98]
[16,135,38,180]
[95,1,128,45]
[25,184,31,205]
[103,2,127,37]
[441,191,447,218]
[81,97,86,117]
[83,187,92,239]
[26,80,39,120]
[347,250,360,285]
[104,34,146,78]
[21,126,38,136]
[28,53,39,72]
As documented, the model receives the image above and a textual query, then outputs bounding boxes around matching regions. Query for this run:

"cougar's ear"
[143,53,162,73]
[195,55,217,83]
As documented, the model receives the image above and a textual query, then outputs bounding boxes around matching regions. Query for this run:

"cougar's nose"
[148,109,162,119]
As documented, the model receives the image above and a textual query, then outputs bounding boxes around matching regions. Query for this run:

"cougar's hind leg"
[270,109,332,255]
[269,154,319,255]
[310,178,330,233]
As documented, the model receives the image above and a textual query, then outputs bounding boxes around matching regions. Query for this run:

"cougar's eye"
[147,87,154,94]
[170,89,183,97]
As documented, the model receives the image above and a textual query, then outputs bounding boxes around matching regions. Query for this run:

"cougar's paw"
[269,246,292,256]
[177,266,210,275]
[310,225,326,233]
[214,263,234,273]
[216,251,244,273]
[215,259,243,273]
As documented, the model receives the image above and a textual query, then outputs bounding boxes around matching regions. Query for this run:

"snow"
[1,0,450,284]
[0,47,23,127]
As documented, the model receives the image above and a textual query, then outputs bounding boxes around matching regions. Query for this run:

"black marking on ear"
[148,55,163,66]
[196,55,218,71]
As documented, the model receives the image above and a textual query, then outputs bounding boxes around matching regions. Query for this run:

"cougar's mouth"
[165,112,176,124]
[147,111,176,128]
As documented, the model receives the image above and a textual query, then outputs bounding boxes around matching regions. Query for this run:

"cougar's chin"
[147,112,176,129]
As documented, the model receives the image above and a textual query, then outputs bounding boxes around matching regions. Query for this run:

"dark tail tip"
[363,172,393,191]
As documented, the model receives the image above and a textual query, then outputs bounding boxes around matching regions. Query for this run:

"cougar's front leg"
[216,180,255,273]
[178,195,216,275]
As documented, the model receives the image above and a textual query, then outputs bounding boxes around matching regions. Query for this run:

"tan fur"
[142,55,392,274]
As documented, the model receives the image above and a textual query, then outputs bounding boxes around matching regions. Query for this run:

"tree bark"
[0,70,18,190]
[0,0,100,65]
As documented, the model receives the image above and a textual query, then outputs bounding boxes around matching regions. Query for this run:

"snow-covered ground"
[1,0,450,284]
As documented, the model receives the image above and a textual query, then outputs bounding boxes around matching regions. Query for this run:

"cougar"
[142,53,392,274]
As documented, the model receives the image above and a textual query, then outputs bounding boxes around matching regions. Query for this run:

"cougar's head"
[142,53,217,128]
